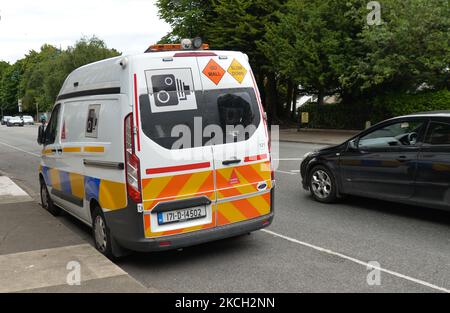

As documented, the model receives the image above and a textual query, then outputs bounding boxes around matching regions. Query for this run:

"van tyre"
[40,179,61,216]
[92,206,114,259]
[309,165,337,203]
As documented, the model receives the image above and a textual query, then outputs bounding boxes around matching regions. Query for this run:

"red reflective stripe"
[244,154,268,162]
[173,52,217,57]
[133,74,141,152]
[250,70,268,140]
[146,162,211,175]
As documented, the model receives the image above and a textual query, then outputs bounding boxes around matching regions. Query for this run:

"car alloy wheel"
[311,169,333,200]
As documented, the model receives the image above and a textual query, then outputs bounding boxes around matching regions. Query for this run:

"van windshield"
[139,88,261,150]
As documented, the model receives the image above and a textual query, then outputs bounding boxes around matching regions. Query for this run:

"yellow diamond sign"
[227,59,248,84]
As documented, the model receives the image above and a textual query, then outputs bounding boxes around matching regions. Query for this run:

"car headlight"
[303,151,315,159]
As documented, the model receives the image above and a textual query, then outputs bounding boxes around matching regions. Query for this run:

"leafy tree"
[156,0,216,43]
[208,0,286,122]
[262,0,449,107]
[0,36,121,113]
[0,60,23,114]
[340,0,450,97]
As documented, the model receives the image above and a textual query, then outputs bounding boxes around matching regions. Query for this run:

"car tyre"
[40,178,61,216]
[92,206,114,259]
[308,165,337,203]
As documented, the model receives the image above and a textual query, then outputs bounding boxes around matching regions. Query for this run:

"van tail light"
[124,113,142,203]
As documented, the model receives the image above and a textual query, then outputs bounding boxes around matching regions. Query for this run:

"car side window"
[424,121,450,145]
[44,104,61,145]
[358,120,425,150]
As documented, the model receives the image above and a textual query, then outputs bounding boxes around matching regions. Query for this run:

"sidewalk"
[278,128,360,145]
[0,176,148,293]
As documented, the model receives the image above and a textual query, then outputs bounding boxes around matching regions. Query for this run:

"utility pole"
[36,102,39,123]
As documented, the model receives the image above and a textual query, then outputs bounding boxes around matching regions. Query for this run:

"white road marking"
[0,176,32,203]
[0,176,29,196]
[261,229,450,293]
[275,170,298,175]
[0,140,40,157]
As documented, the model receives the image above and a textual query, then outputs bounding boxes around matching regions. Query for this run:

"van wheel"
[40,179,61,216]
[309,165,337,203]
[92,206,114,259]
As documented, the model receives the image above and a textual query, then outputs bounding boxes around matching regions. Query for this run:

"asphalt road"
[1,125,449,292]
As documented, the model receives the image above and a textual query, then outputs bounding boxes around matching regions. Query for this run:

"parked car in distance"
[6,116,25,127]
[1,116,12,125]
[22,115,35,125]
[301,111,450,212]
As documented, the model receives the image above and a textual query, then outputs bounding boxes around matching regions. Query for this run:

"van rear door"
[196,54,273,227]
[137,56,216,238]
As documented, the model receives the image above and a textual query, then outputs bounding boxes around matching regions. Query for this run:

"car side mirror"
[37,125,45,145]
[348,139,359,151]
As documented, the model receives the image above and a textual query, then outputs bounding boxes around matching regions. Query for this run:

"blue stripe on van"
[84,176,101,202]
[59,171,72,195]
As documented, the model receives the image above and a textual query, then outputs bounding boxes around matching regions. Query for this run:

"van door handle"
[396,156,409,162]
[222,159,241,166]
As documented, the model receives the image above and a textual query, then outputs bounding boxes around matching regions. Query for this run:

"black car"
[301,111,450,211]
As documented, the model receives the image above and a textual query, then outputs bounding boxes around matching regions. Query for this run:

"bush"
[299,90,450,130]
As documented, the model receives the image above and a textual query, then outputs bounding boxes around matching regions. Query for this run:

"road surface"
[1,125,449,292]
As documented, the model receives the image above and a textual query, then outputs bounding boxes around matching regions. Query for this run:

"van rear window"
[139,88,261,150]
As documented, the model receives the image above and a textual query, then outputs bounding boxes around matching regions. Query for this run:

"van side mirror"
[348,139,359,151]
[37,125,45,145]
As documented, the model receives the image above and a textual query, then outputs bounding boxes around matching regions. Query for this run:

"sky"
[0,0,171,63]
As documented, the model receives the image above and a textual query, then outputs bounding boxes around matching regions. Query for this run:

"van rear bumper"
[116,213,274,252]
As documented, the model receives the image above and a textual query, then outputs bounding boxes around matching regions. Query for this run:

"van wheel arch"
[89,198,130,258]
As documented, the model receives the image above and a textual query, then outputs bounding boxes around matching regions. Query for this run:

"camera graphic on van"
[151,74,191,107]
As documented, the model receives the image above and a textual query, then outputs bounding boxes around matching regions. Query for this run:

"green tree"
[0,60,23,114]
[208,0,286,122]
[263,0,449,109]
[156,0,216,43]
[340,0,450,97]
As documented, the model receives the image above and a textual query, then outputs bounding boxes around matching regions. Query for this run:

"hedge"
[299,89,450,130]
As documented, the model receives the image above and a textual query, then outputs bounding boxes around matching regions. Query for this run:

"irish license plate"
[157,206,207,225]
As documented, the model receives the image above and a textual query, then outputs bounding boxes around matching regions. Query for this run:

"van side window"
[44,104,61,145]
[425,121,450,145]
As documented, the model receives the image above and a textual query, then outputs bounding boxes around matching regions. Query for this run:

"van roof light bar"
[145,38,209,53]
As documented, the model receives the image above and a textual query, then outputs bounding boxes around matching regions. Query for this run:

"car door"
[41,104,65,203]
[414,118,450,210]
[340,118,427,200]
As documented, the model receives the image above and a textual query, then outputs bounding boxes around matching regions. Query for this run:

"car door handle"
[222,159,241,166]
[396,156,409,162]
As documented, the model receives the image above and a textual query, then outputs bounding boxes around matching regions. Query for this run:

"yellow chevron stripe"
[218,202,247,223]
[63,147,82,153]
[142,176,173,200]
[251,162,271,180]
[177,171,211,197]
[69,173,84,199]
[99,180,127,210]
[84,146,104,153]
[49,168,61,190]
[246,194,271,215]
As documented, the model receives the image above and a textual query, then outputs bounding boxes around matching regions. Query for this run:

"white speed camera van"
[37,40,274,258]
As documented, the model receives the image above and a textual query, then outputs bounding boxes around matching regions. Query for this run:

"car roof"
[393,111,450,120]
